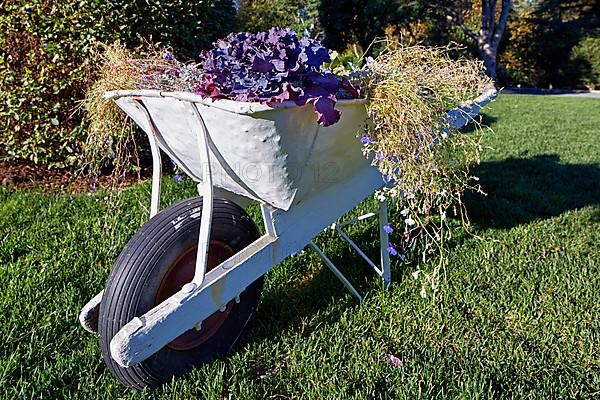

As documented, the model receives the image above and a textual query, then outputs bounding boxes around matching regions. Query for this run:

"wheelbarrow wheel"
[98,197,262,389]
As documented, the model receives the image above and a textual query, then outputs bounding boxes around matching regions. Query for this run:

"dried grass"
[81,42,200,181]
[80,42,190,251]
[362,40,493,285]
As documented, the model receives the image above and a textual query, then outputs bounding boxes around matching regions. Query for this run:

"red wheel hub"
[155,240,235,351]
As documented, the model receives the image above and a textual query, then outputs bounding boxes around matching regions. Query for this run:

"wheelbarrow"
[79,86,497,388]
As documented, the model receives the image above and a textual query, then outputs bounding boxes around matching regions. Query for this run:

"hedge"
[237,0,319,37]
[0,0,236,168]
[570,34,600,90]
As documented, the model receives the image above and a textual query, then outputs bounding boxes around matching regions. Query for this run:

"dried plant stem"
[362,41,493,289]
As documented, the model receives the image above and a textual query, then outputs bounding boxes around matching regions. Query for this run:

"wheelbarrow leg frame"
[308,199,392,302]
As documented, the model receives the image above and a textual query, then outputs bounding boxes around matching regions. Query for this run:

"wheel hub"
[155,240,235,351]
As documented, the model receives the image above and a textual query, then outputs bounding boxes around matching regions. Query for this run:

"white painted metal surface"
[188,103,215,286]
[107,90,370,211]
[79,289,103,333]
[80,86,498,368]
[110,165,382,367]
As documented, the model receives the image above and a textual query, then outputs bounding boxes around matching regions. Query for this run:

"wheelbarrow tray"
[108,90,371,211]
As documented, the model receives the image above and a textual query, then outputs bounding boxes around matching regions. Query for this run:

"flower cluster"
[195,28,359,126]
[357,43,492,265]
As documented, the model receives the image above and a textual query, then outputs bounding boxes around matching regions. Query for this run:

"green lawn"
[1,95,599,399]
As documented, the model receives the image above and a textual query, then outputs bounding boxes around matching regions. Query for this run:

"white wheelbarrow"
[79,87,497,388]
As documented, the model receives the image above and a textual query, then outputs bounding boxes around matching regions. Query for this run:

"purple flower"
[383,224,393,234]
[162,49,174,61]
[173,173,182,182]
[376,152,383,161]
[385,353,403,368]
[361,135,372,145]
[387,242,398,256]
[382,175,395,185]
[312,96,341,126]
[91,183,97,191]
[194,28,358,127]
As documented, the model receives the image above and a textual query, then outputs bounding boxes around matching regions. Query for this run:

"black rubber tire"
[98,197,262,389]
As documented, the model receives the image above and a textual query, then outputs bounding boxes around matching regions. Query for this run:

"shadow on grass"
[466,154,600,229]
[243,226,397,345]
[461,113,497,134]
[247,266,348,343]
[239,150,600,350]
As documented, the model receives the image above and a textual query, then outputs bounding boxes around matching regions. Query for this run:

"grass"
[1,94,599,399]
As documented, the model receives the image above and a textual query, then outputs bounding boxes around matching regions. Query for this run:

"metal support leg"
[309,241,363,301]
[314,199,392,299]
[335,226,382,275]
[378,201,392,287]
[147,133,162,218]
[193,181,213,286]
[136,100,163,218]
[189,104,214,286]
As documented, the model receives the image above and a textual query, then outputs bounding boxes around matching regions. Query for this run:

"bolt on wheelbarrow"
[79,87,497,389]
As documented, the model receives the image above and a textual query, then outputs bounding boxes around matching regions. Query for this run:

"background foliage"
[237,0,320,37]
[498,0,598,88]
[318,0,418,51]
[570,34,600,89]
[315,0,599,89]
[0,0,236,167]
[1,0,598,170]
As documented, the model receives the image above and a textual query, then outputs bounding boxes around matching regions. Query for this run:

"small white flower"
[420,286,427,298]
[405,217,416,226]
[440,211,446,221]
[473,176,480,181]
[400,208,410,216]
[377,192,386,202]
[439,190,448,197]
[411,270,420,280]
[406,192,415,199]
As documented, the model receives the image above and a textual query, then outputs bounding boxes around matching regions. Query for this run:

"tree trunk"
[442,0,511,81]
[480,0,511,80]
[480,43,498,80]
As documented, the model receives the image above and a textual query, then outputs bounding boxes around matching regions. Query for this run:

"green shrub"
[237,0,319,36]
[570,34,600,90]
[0,0,236,168]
